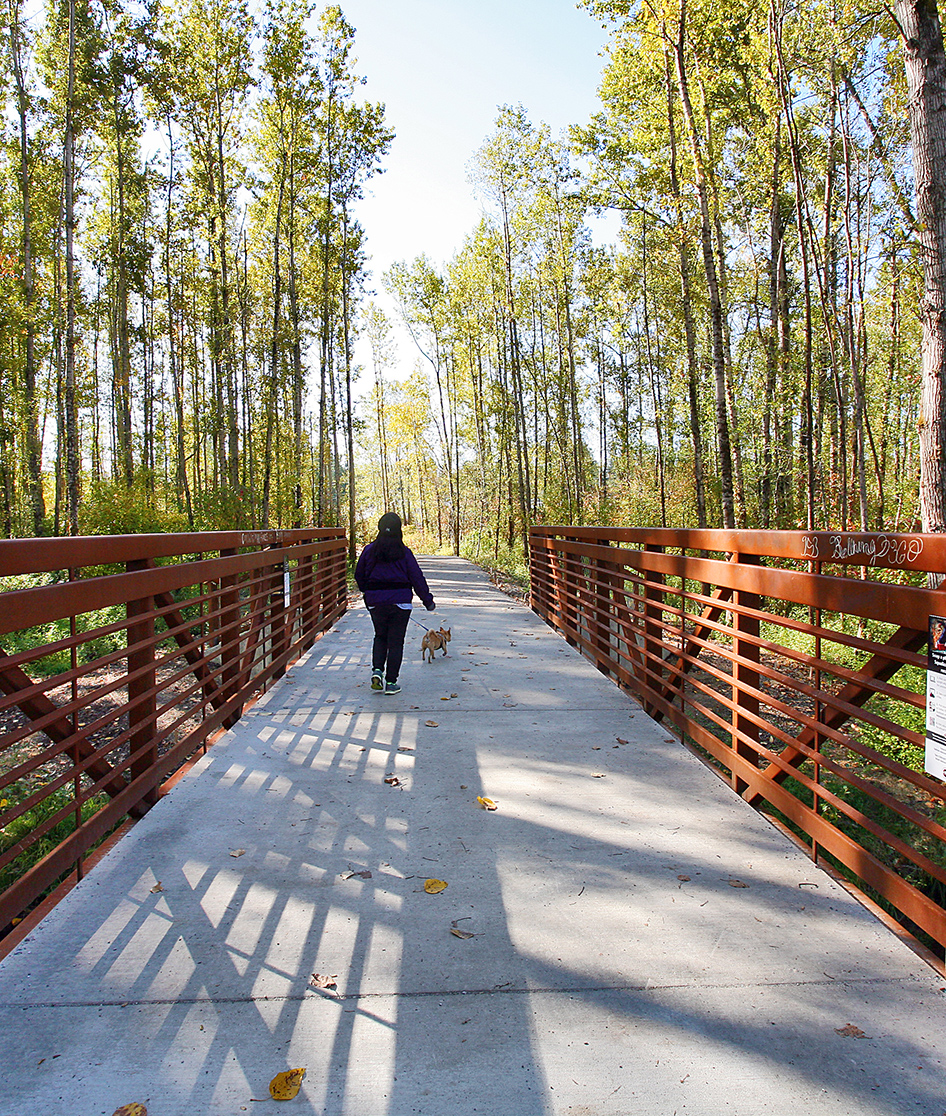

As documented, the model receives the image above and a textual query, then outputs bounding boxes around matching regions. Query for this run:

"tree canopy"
[0,0,936,557]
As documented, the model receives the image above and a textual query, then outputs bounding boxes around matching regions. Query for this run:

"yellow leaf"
[835,1023,868,1038]
[112,1105,147,1116]
[269,1068,307,1101]
[425,720,439,727]
[424,878,448,894]
[310,973,338,993]
[476,796,498,811]
[450,926,474,939]
[150,882,164,893]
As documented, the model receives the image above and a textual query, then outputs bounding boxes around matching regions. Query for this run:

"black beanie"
[378,512,402,538]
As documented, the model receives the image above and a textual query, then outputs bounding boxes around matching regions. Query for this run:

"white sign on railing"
[926,615,946,781]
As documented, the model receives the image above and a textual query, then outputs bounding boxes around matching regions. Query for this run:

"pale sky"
[334,0,614,359]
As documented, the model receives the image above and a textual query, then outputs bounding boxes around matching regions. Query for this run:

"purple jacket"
[354,543,435,609]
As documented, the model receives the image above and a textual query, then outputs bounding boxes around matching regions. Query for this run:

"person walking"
[354,512,435,694]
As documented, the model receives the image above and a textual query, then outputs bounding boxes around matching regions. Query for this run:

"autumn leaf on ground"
[269,1068,307,1100]
[727,878,749,888]
[477,796,498,811]
[310,973,338,993]
[835,1023,869,1038]
[230,849,246,858]
[424,878,448,894]
[450,919,474,939]
[383,774,401,786]
[677,874,691,882]
[616,737,629,745]
[591,772,606,779]
[425,720,439,727]
[149,882,164,894]
[112,1105,147,1116]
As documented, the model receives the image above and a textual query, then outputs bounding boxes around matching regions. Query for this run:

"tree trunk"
[672,0,735,528]
[64,0,80,535]
[9,1,45,534]
[895,0,946,531]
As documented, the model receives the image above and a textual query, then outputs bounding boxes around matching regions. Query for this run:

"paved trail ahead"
[1,558,943,1115]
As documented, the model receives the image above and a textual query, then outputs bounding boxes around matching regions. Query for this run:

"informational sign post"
[925,615,946,781]
[283,560,291,609]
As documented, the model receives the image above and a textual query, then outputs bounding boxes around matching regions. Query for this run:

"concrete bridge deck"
[1,557,943,1115]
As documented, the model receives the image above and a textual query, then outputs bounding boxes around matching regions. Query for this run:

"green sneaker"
[371,670,383,691]
[384,680,401,695]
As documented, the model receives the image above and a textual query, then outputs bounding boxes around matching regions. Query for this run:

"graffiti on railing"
[802,533,924,568]
[240,530,287,547]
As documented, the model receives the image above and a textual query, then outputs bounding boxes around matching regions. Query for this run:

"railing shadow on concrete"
[530,526,946,964]
[0,528,348,943]
[2,557,944,1113]
[10,629,551,1114]
[9,609,940,1114]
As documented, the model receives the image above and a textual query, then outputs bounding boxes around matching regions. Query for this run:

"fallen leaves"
[269,1068,307,1101]
[230,849,246,858]
[425,720,439,727]
[310,973,338,993]
[149,882,164,894]
[727,878,749,888]
[424,878,448,894]
[477,796,498,811]
[591,772,607,779]
[383,774,401,786]
[112,1105,147,1116]
[616,737,629,745]
[835,1023,869,1039]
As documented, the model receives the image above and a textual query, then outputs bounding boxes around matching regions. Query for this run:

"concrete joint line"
[4,974,932,1011]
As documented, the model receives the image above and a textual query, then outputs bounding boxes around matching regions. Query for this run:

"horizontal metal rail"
[530,527,946,958]
[0,529,347,933]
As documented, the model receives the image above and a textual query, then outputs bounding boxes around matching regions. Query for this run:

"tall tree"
[893,0,946,532]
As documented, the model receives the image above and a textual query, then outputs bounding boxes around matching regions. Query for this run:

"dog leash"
[410,614,451,633]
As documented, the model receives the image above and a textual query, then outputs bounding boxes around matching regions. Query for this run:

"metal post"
[732,551,761,795]
[126,558,158,809]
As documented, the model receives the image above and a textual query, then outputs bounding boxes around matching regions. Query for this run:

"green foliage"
[460,529,529,583]
[0,783,111,905]
[78,478,192,536]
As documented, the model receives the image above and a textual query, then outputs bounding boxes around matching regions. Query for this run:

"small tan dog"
[421,626,452,663]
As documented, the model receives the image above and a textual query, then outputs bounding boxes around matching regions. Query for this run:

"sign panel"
[283,560,291,609]
[926,615,946,781]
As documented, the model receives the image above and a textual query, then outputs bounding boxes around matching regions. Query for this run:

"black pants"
[369,605,411,682]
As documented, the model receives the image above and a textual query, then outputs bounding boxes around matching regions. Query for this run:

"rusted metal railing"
[530,527,946,960]
[0,528,347,934]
